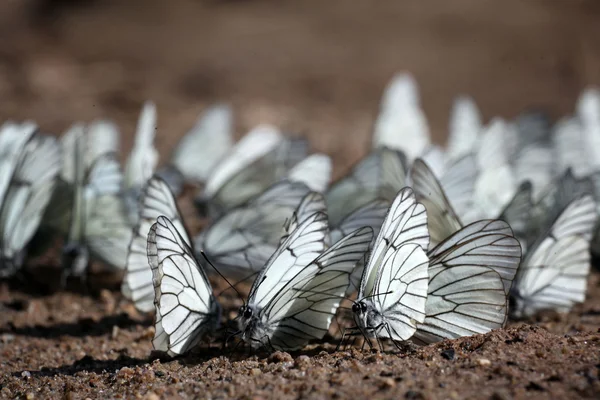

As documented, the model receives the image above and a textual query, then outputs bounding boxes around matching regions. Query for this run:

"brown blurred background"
[1,0,599,174]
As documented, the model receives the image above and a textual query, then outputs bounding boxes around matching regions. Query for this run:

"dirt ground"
[2,0,600,399]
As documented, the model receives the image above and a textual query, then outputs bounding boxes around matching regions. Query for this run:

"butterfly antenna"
[216,271,259,298]
[200,251,245,306]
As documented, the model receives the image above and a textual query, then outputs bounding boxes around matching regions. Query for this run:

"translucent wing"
[372,73,431,162]
[170,104,233,183]
[0,135,61,276]
[124,102,159,195]
[330,199,388,244]
[447,96,481,161]
[577,87,600,171]
[286,153,332,193]
[512,143,553,201]
[123,176,188,312]
[414,266,506,345]
[251,227,373,350]
[420,145,447,179]
[552,117,590,178]
[281,191,328,244]
[203,124,283,198]
[199,133,308,216]
[360,187,429,298]
[409,159,462,248]
[369,243,430,341]
[247,212,329,310]
[148,216,220,356]
[439,154,478,222]
[0,121,37,204]
[200,180,311,279]
[498,181,534,251]
[512,195,597,318]
[326,147,407,226]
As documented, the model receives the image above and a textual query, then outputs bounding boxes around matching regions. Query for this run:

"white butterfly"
[511,195,597,318]
[237,212,373,350]
[352,187,430,343]
[148,216,221,356]
[124,102,159,224]
[156,104,233,195]
[196,126,320,217]
[413,220,522,345]
[372,73,431,163]
[576,87,600,172]
[0,133,61,277]
[409,159,463,248]
[0,121,38,205]
[446,96,482,162]
[60,131,132,279]
[326,147,407,226]
[122,176,188,312]
[199,180,312,280]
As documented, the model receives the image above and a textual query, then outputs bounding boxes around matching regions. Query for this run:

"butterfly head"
[237,305,270,349]
[352,299,383,337]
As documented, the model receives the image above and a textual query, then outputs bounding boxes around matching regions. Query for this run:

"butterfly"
[155,104,233,196]
[326,147,407,227]
[237,212,373,350]
[58,130,132,280]
[196,125,329,217]
[352,187,430,345]
[446,95,482,162]
[510,194,598,319]
[123,102,160,224]
[197,180,312,280]
[122,176,189,312]
[148,216,221,356]
[413,220,522,344]
[0,131,61,277]
[372,73,431,163]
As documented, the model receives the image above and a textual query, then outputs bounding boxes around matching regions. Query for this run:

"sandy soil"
[1,0,600,399]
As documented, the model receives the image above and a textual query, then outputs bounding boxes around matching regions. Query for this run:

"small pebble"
[21,371,31,379]
[477,358,491,366]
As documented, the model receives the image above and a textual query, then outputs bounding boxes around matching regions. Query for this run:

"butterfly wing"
[512,195,597,318]
[247,212,329,310]
[409,158,462,248]
[447,96,481,161]
[286,153,332,193]
[148,216,219,356]
[257,227,373,350]
[359,187,429,299]
[170,104,233,183]
[201,180,311,279]
[0,135,61,275]
[326,147,407,226]
[123,176,188,312]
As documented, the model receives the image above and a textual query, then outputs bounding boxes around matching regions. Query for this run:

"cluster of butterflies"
[1,72,599,355]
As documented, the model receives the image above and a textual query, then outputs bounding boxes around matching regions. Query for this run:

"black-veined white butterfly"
[148,216,221,356]
[326,147,407,226]
[352,187,430,344]
[511,194,597,319]
[413,220,522,344]
[123,176,189,312]
[237,212,373,350]
[155,104,233,195]
[0,132,61,276]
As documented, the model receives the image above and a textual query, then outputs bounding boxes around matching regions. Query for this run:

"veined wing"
[552,117,591,178]
[170,104,233,183]
[148,216,219,356]
[122,176,188,312]
[326,147,407,226]
[512,195,597,318]
[287,153,332,193]
[201,180,311,278]
[440,154,478,222]
[0,135,61,276]
[257,227,373,350]
[203,124,283,198]
[330,199,388,244]
[281,191,328,244]
[124,101,159,194]
[360,187,429,298]
[0,122,37,204]
[247,212,329,310]
[370,243,430,341]
[498,181,534,251]
[409,158,462,248]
